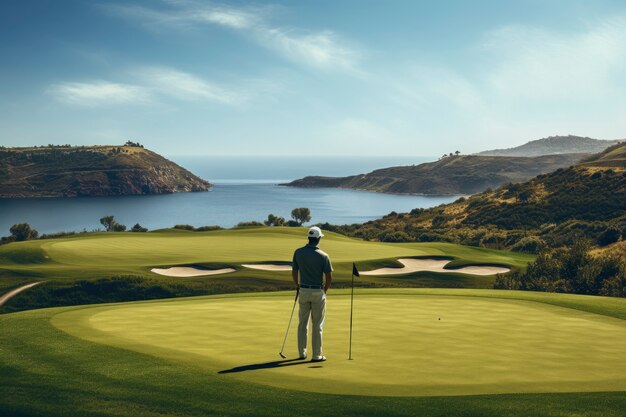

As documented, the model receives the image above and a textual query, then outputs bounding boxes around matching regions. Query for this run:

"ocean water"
[0,156,457,234]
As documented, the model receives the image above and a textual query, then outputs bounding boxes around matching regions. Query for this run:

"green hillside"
[284,153,585,195]
[0,144,211,197]
[326,143,626,250]
[462,142,626,229]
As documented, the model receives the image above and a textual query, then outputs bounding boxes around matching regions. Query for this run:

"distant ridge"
[476,135,622,157]
[283,153,586,195]
[325,142,626,248]
[0,144,211,198]
[284,135,624,196]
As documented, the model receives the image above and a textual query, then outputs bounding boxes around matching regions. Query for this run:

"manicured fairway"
[0,227,534,313]
[52,289,626,397]
[0,227,532,280]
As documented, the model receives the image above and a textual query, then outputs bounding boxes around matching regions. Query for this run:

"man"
[292,226,333,362]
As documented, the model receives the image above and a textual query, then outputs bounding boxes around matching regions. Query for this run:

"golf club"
[279,289,299,358]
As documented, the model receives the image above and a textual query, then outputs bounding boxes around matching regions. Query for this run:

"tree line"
[1,207,313,244]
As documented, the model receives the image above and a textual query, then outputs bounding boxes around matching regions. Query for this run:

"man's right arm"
[292,269,299,289]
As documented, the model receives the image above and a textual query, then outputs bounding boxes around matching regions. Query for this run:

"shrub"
[598,226,621,246]
[495,242,626,297]
[236,221,264,227]
[100,215,126,232]
[510,236,547,254]
[354,228,379,241]
[130,223,148,232]
[264,214,286,226]
[291,208,311,226]
[431,215,447,227]
[40,231,78,239]
[195,225,222,232]
[100,215,116,232]
[480,233,506,249]
[417,232,444,242]
[380,230,411,242]
[174,224,195,231]
[466,198,485,210]
[8,223,39,241]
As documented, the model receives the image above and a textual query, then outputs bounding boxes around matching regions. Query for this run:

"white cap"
[308,226,324,238]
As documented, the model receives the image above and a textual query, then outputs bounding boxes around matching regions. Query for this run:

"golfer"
[292,226,333,362]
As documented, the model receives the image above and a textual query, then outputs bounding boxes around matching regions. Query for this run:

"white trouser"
[297,288,326,358]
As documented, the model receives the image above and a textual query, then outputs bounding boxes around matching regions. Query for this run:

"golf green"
[52,289,626,397]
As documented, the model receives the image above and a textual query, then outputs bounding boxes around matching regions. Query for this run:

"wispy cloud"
[101,1,360,72]
[48,68,244,106]
[104,2,259,30]
[379,17,626,114]
[361,16,626,151]
[191,7,257,29]
[138,67,243,104]
[47,81,149,105]
[480,17,626,99]
[260,29,358,71]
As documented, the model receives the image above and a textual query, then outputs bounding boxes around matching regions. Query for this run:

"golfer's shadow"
[218,358,311,374]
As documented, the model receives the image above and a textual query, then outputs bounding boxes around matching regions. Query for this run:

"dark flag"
[352,262,360,277]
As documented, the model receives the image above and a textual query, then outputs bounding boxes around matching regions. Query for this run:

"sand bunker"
[242,264,292,271]
[361,258,510,276]
[151,267,235,277]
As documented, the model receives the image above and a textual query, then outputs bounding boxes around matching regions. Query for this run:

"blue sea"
[0,156,457,234]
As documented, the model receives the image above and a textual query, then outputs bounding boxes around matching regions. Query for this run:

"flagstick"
[349,269,355,360]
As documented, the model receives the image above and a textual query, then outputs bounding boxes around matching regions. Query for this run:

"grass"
[52,289,626,397]
[2,288,626,416]
[1,227,531,274]
[0,227,533,311]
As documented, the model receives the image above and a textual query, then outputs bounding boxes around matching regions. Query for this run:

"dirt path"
[0,281,44,306]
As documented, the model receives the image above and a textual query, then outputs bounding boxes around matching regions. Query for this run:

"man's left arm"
[323,256,333,293]
[292,252,299,290]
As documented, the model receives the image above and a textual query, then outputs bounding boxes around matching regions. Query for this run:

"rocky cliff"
[0,145,211,198]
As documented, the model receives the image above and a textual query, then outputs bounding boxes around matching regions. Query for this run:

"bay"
[0,156,457,234]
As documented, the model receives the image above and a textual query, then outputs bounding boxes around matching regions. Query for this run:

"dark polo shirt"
[292,244,333,287]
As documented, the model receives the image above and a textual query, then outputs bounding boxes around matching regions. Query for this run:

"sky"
[1,0,626,157]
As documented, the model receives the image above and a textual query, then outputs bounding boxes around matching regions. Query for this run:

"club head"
[279,352,286,359]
